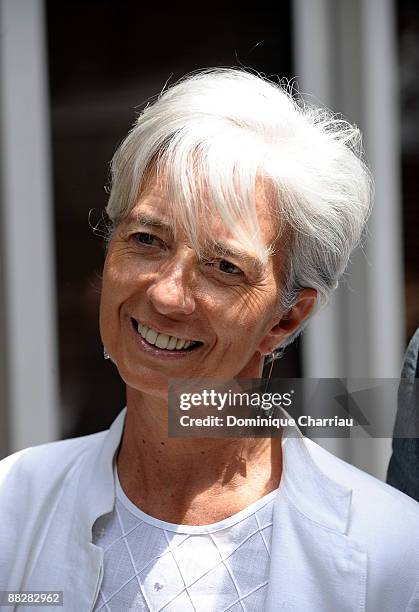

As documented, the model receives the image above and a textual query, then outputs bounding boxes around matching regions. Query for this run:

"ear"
[258,288,317,355]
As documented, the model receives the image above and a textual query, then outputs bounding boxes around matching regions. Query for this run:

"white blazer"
[0,409,418,611]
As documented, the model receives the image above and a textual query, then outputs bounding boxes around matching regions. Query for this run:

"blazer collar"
[281,425,352,534]
[79,408,127,538]
[267,428,367,612]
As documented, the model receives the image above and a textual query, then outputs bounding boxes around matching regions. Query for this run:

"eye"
[215,259,244,275]
[132,232,162,247]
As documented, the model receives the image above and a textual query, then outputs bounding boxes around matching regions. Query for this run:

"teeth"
[137,322,197,351]
[167,336,177,350]
[145,329,158,344]
[155,334,170,349]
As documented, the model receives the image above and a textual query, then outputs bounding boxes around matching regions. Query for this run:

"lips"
[130,318,202,352]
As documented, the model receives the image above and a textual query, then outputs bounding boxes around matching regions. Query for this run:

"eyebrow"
[203,241,266,274]
[124,212,174,235]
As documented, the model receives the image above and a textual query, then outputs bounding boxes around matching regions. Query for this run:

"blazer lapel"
[265,429,367,611]
[74,409,127,611]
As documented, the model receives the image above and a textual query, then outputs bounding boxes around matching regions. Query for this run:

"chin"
[116,362,170,398]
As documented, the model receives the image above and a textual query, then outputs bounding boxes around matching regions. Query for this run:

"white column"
[360,0,404,378]
[292,0,346,381]
[0,0,59,454]
[292,0,403,478]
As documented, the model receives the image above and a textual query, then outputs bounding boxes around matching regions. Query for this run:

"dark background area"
[46,0,297,438]
[397,0,419,342]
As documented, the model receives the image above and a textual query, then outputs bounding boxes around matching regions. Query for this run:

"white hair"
[106,68,373,347]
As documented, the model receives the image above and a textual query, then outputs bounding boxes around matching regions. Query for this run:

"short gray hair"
[106,68,372,347]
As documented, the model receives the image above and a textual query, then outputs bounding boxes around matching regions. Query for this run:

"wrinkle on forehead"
[133,160,286,269]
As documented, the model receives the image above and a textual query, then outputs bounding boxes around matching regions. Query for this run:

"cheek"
[208,295,276,353]
[99,269,117,321]
[228,288,278,331]
[99,287,117,348]
[99,264,127,343]
[101,259,142,307]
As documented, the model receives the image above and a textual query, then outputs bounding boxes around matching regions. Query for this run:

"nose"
[146,251,196,317]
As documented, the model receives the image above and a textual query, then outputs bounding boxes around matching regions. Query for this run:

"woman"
[0,69,418,611]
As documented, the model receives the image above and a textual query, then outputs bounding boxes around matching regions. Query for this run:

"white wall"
[293,0,404,479]
[0,0,59,455]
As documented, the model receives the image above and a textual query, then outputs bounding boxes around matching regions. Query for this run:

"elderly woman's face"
[100,177,299,396]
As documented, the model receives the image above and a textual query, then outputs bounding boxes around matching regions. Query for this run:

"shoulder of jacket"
[303,437,419,524]
[0,429,108,486]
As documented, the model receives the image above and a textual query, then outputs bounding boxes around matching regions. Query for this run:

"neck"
[116,385,282,525]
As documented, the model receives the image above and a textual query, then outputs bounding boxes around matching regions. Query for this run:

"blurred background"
[0,0,417,480]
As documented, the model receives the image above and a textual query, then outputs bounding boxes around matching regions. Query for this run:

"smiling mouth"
[130,318,203,352]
